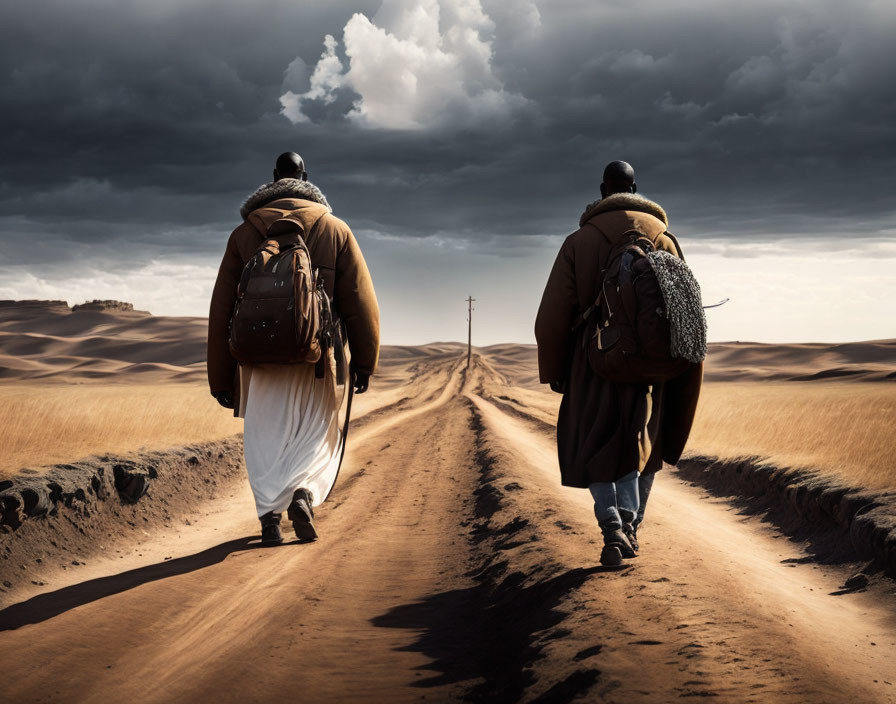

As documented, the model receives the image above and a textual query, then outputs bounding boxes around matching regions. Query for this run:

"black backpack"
[228,218,325,365]
[580,230,706,384]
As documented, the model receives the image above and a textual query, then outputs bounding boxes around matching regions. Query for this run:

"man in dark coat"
[534,161,702,565]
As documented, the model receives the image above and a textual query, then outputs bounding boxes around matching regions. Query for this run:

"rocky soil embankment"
[675,456,896,576]
[0,436,244,598]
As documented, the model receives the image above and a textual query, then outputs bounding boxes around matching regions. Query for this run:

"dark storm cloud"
[1,0,895,272]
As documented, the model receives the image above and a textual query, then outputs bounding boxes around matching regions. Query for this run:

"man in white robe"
[207,152,380,545]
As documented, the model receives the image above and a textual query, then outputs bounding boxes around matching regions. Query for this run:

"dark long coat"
[207,179,380,415]
[534,193,703,487]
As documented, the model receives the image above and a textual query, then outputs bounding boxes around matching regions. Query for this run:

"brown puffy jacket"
[535,193,702,484]
[207,181,379,412]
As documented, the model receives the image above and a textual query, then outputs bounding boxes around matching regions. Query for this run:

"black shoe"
[260,511,283,546]
[601,525,636,559]
[287,488,318,542]
[600,544,623,566]
[623,524,639,553]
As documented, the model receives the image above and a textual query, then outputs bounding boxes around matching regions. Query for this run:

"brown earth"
[2,347,896,703]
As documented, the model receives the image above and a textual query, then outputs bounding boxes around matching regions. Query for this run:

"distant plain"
[1,301,894,492]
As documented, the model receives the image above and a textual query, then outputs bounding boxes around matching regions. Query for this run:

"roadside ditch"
[674,455,896,579]
[0,436,245,601]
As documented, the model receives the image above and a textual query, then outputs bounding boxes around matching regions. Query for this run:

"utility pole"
[466,295,475,368]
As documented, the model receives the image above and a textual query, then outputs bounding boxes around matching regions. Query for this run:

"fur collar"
[240,179,332,220]
[579,192,668,228]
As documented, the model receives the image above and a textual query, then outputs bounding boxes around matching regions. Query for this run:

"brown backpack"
[228,217,324,365]
[580,230,703,384]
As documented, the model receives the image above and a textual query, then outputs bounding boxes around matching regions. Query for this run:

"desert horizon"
[6,297,896,350]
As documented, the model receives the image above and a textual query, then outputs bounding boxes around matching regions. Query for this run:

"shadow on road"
[371,562,603,702]
[0,535,262,631]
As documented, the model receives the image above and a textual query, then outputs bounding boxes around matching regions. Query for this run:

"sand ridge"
[2,301,894,385]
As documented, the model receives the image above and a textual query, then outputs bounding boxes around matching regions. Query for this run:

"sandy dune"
[0,301,208,383]
[484,340,896,387]
[705,340,896,382]
[2,300,894,385]
[2,348,895,703]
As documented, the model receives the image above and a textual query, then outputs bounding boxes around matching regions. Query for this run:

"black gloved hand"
[212,390,234,409]
[352,370,370,394]
[549,380,566,395]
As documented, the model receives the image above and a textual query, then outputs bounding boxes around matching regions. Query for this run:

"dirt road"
[2,350,895,703]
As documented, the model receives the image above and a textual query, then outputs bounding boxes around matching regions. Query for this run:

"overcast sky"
[1,0,894,344]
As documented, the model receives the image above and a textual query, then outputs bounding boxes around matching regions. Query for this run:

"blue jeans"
[633,472,655,530]
[589,470,639,530]
[589,471,657,530]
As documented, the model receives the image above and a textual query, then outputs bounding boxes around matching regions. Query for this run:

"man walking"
[535,161,702,565]
[207,152,379,545]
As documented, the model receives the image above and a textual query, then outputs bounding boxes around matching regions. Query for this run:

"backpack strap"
[571,290,602,333]
[236,259,252,298]
[323,323,353,503]
[323,363,353,502]
[663,231,686,261]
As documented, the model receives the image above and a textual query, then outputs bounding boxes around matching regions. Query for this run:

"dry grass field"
[688,381,896,492]
[0,383,242,478]
[1,299,894,495]
[2,375,894,494]
[5,377,894,493]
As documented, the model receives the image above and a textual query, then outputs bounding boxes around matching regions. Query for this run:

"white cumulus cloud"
[281,34,346,124]
[279,0,531,130]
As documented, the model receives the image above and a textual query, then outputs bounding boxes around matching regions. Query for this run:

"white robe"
[239,361,343,517]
